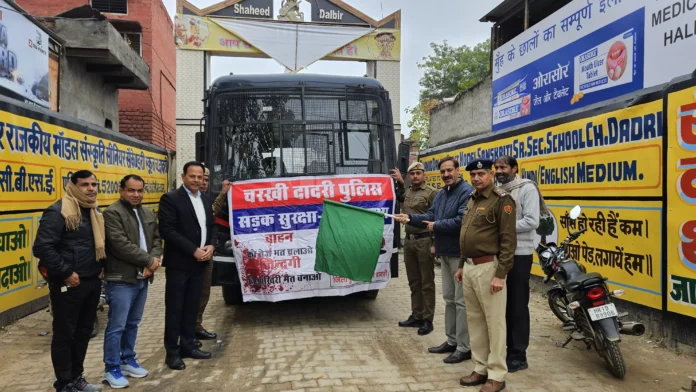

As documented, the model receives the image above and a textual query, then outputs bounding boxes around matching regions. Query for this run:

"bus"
[195,73,406,304]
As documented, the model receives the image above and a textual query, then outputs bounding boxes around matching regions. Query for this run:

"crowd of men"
[392,156,547,392]
[33,161,227,392]
[32,155,545,392]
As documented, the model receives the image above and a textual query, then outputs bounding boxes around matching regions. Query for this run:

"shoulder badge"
[504,204,513,214]
[492,187,506,197]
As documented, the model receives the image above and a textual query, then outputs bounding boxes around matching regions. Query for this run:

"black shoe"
[398,315,422,328]
[58,384,80,392]
[443,350,472,364]
[181,348,212,360]
[193,339,203,348]
[166,355,186,370]
[417,320,433,336]
[195,329,217,340]
[428,341,457,354]
[507,359,528,373]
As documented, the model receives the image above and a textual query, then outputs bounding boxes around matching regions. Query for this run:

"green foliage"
[417,39,491,101]
[406,100,438,149]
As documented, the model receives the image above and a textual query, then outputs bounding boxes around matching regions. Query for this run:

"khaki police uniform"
[459,170,517,384]
[399,179,437,322]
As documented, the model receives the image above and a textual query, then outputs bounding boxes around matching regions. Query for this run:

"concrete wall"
[429,76,492,148]
[59,56,120,129]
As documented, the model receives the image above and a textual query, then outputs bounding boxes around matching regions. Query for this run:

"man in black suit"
[158,161,218,370]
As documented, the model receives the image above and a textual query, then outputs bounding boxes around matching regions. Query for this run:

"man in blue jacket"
[395,156,475,364]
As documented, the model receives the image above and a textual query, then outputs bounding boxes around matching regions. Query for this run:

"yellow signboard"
[532,201,662,310]
[0,110,169,211]
[666,85,696,318]
[0,213,44,314]
[424,100,663,198]
[174,14,401,61]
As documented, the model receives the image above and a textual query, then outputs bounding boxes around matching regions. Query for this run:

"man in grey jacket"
[395,156,475,364]
[495,156,545,373]
[102,174,163,388]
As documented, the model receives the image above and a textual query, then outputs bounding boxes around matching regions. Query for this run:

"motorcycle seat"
[566,272,604,292]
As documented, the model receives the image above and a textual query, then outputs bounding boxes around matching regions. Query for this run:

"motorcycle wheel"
[547,290,572,324]
[598,330,626,379]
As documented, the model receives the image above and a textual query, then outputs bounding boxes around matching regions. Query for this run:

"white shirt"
[184,187,207,248]
[133,208,149,279]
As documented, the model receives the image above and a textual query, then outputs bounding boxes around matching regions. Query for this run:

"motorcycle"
[536,205,645,379]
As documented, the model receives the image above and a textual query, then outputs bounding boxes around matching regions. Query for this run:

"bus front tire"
[222,284,244,305]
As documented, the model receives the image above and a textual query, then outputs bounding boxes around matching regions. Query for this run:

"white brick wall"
[176,49,205,120]
[372,61,402,151]
[176,49,206,183]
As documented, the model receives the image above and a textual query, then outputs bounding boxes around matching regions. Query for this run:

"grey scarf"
[498,175,550,216]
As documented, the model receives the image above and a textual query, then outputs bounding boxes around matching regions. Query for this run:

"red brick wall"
[18,0,177,151]
[111,0,176,150]
[16,0,88,16]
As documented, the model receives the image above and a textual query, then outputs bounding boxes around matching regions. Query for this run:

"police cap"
[465,159,494,171]
[204,167,210,176]
[407,162,425,173]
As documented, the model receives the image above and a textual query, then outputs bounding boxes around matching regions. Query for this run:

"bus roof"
[209,73,386,91]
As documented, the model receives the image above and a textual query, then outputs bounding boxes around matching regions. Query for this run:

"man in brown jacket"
[102,174,163,388]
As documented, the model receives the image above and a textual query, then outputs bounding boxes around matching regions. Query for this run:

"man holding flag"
[391,162,438,336]
[394,156,474,364]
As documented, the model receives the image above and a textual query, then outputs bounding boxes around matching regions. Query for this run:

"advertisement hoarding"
[0,0,50,108]
[492,0,696,132]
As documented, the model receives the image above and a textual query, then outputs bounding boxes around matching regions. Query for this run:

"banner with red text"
[228,174,395,302]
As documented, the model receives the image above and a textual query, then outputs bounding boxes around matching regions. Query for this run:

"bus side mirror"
[398,142,410,174]
[195,132,205,162]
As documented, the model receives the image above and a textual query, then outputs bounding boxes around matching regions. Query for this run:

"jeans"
[103,280,149,370]
[164,268,204,356]
[49,278,101,391]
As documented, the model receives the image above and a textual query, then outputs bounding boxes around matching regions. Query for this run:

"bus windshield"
[207,87,391,186]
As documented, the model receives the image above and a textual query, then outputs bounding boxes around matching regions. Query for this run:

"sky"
[161,0,495,137]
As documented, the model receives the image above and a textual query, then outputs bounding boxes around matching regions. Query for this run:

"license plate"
[587,303,618,321]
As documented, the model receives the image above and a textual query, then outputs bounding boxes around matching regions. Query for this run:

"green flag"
[315,199,384,283]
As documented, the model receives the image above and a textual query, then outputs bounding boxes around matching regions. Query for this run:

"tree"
[406,100,438,149]
[417,39,491,101]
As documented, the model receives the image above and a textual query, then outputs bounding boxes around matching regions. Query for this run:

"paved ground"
[1,254,694,392]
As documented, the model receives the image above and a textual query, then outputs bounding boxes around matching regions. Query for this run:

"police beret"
[465,159,494,171]
[407,162,425,172]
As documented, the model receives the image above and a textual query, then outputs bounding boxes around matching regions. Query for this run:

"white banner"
[0,1,49,107]
[228,174,396,302]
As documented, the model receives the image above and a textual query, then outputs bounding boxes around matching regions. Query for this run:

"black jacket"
[158,186,218,271]
[33,200,103,282]
[409,179,475,257]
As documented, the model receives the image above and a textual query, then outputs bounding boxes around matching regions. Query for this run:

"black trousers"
[49,278,101,391]
[164,268,204,356]
[506,254,533,362]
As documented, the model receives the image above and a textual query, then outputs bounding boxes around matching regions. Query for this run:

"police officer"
[392,162,438,336]
[455,159,516,392]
